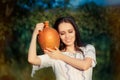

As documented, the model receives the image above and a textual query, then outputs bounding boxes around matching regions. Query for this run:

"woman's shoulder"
[86,44,95,49]
[80,44,95,51]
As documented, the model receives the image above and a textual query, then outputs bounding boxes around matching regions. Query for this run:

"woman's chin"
[65,42,74,46]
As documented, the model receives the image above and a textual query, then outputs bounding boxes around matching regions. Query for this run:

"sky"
[17,0,120,11]
[70,0,120,7]
[105,0,120,5]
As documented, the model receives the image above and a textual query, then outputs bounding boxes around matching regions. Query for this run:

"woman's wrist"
[32,32,38,40]
[59,53,65,60]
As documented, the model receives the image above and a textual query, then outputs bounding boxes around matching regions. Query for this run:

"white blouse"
[31,44,97,80]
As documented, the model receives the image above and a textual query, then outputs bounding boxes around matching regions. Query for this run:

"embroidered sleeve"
[31,54,53,77]
[84,44,97,67]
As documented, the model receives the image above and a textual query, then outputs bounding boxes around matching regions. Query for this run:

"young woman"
[28,16,96,80]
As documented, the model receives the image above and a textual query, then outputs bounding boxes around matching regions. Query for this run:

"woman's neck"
[65,45,76,53]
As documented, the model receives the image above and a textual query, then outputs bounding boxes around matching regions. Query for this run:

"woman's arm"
[28,23,44,65]
[44,45,95,70]
[60,55,92,70]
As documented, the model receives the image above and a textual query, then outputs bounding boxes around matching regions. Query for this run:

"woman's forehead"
[58,22,74,31]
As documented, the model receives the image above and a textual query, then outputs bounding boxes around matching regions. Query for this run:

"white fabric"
[31,44,97,80]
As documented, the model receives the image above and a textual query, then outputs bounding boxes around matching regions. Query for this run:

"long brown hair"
[53,16,84,52]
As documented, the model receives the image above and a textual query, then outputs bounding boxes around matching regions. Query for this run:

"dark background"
[0,0,120,80]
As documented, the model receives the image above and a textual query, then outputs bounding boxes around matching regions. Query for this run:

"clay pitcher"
[38,21,60,50]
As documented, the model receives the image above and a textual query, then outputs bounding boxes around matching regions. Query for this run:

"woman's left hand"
[44,47,63,60]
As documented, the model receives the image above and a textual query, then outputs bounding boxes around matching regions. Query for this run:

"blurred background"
[0,0,120,80]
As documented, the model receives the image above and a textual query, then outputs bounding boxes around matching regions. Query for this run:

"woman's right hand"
[33,23,44,35]
[28,23,44,65]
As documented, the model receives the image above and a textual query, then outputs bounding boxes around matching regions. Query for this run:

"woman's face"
[58,22,76,47]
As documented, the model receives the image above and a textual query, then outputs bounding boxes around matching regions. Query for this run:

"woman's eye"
[69,30,73,33]
[60,32,65,35]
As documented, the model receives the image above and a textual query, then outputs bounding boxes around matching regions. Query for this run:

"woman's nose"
[65,33,69,38]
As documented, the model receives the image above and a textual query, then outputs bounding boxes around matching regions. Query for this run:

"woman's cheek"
[60,35,65,42]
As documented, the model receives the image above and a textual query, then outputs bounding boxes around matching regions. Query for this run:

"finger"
[54,46,59,50]
[46,48,54,52]
[37,23,44,26]
[36,23,44,31]
[44,49,51,54]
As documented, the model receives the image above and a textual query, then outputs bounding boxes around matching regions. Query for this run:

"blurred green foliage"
[0,1,120,80]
